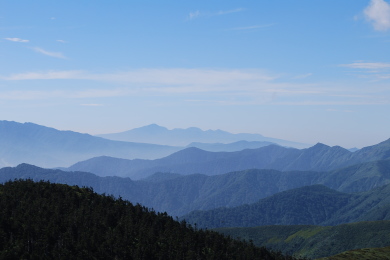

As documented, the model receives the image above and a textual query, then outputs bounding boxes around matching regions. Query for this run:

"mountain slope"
[186,140,276,152]
[3,160,390,217]
[182,183,390,228]
[97,124,310,148]
[0,179,293,260]
[67,139,390,180]
[318,245,390,260]
[216,221,390,259]
[0,120,180,168]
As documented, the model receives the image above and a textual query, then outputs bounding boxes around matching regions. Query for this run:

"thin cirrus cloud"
[228,24,275,31]
[340,62,390,80]
[364,0,390,31]
[0,89,129,101]
[0,68,387,106]
[32,47,67,59]
[4,37,29,43]
[340,62,390,69]
[80,104,104,107]
[187,8,244,20]
[0,68,277,86]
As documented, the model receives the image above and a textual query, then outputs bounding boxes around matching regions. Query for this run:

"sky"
[0,0,389,148]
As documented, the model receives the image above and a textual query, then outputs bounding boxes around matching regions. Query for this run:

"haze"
[1,0,390,148]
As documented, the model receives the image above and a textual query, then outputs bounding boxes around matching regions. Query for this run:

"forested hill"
[2,161,390,217]
[182,184,390,229]
[0,179,301,260]
[215,220,390,259]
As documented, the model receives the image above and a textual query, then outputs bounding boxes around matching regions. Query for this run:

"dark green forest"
[216,221,390,259]
[182,184,390,229]
[0,179,303,260]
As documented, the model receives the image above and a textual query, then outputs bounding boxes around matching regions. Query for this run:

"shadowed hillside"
[0,179,302,260]
[182,184,390,228]
[2,162,390,217]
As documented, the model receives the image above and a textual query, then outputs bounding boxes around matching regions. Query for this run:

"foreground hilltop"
[0,179,300,260]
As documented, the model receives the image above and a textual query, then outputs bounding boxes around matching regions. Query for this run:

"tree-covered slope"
[317,245,390,260]
[182,184,390,229]
[0,179,301,260]
[67,139,390,179]
[215,220,390,259]
[182,185,352,228]
[2,161,390,217]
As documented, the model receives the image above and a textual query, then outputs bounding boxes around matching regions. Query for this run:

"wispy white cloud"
[216,8,245,15]
[1,68,389,105]
[340,61,390,80]
[32,47,67,59]
[188,10,201,20]
[292,73,313,79]
[228,24,275,31]
[187,8,245,20]
[80,103,104,107]
[341,62,390,69]
[0,70,83,80]
[364,0,390,31]
[326,108,354,112]
[0,89,128,100]
[4,37,29,43]
[0,68,276,85]
[56,40,66,43]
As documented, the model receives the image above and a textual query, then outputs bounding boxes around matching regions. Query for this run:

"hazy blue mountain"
[3,160,390,217]
[0,120,181,168]
[67,139,390,180]
[215,220,390,259]
[186,140,276,152]
[182,183,390,229]
[97,124,310,148]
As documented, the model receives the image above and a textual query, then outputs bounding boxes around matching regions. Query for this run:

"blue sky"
[1,0,389,148]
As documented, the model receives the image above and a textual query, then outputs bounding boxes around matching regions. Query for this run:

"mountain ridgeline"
[0,120,180,168]
[2,160,390,217]
[181,183,390,229]
[97,123,309,148]
[0,179,299,260]
[67,138,390,180]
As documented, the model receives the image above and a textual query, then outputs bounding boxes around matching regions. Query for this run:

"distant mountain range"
[0,120,180,168]
[97,124,310,148]
[186,140,276,152]
[182,183,390,228]
[66,138,390,180]
[2,160,390,217]
[0,120,314,169]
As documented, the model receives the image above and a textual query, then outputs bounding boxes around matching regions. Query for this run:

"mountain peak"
[133,124,168,133]
[143,124,166,129]
[309,143,330,149]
